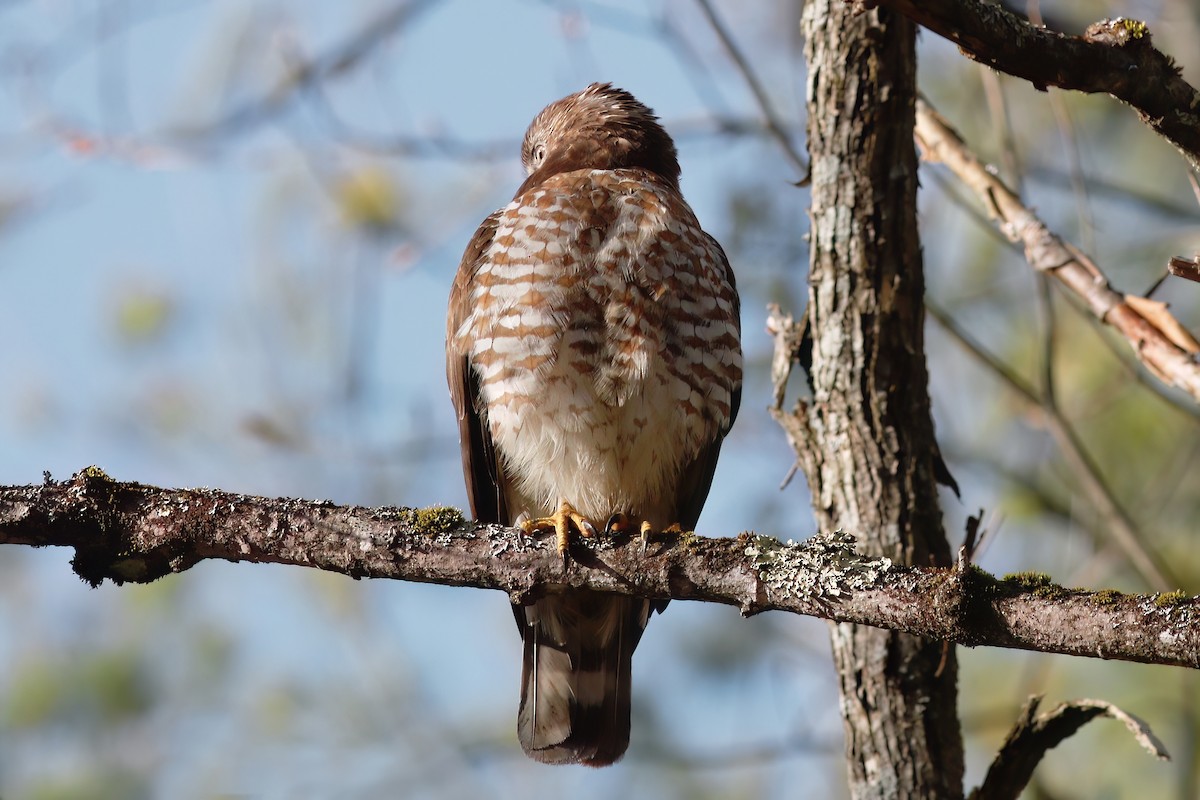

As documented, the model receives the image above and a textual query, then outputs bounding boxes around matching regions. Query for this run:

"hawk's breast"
[455,169,740,527]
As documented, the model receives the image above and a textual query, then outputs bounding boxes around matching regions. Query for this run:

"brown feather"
[513,591,650,766]
[446,211,509,524]
[516,83,680,196]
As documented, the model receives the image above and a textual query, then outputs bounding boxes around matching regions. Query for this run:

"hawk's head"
[520,83,680,190]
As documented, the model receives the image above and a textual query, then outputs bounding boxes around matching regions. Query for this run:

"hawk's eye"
[532,143,547,166]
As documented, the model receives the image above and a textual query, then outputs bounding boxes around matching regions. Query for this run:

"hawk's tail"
[514,590,653,766]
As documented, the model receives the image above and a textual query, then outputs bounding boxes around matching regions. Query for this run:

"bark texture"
[798,3,964,797]
[3,471,1199,669]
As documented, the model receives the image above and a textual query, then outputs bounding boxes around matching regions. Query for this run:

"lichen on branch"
[0,468,1197,669]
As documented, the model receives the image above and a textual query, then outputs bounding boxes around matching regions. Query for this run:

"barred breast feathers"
[456,168,739,524]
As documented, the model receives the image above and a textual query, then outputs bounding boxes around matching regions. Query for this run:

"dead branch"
[693,0,808,181]
[2,469,1198,669]
[176,0,441,140]
[915,98,1200,404]
[970,696,1170,800]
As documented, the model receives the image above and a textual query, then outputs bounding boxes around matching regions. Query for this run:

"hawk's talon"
[606,512,633,534]
[520,501,596,563]
[639,521,685,555]
[512,512,530,548]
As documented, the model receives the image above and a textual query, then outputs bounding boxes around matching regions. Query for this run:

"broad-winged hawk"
[446,83,742,766]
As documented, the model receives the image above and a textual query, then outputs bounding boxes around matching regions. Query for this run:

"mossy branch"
[2,468,1198,669]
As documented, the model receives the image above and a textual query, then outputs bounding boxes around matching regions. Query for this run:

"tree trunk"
[799,3,965,797]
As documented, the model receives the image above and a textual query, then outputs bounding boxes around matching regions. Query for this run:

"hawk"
[446,83,742,766]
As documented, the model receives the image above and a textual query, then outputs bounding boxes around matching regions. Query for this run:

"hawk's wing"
[446,210,510,526]
[671,232,742,532]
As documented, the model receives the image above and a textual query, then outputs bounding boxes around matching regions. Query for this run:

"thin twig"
[176,0,442,140]
[916,97,1200,403]
[979,68,1022,189]
[1057,292,1200,422]
[1035,273,1057,408]
[1026,164,1199,223]
[926,301,1179,590]
[693,0,809,181]
[1047,93,1096,255]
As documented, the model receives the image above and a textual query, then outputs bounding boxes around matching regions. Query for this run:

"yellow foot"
[638,521,683,555]
[521,501,597,562]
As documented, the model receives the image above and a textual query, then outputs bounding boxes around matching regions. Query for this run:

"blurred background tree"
[0,1,1197,798]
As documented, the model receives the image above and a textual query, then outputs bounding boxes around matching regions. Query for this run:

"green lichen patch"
[1116,17,1149,39]
[996,571,1069,600]
[1085,17,1152,47]
[75,465,121,506]
[745,531,892,601]
[1153,589,1189,608]
[79,465,113,481]
[370,506,416,523]
[412,506,465,535]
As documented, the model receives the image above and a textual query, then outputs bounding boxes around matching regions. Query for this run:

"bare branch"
[871,0,1200,172]
[926,300,1180,590]
[177,0,442,140]
[915,98,1200,404]
[4,469,1199,669]
[693,0,808,181]
[1027,164,1199,224]
[970,696,1170,800]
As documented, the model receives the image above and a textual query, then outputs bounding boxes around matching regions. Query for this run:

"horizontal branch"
[871,0,1200,172]
[3,469,1199,669]
[915,98,1200,403]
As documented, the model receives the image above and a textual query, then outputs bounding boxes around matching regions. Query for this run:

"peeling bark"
[914,99,1200,405]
